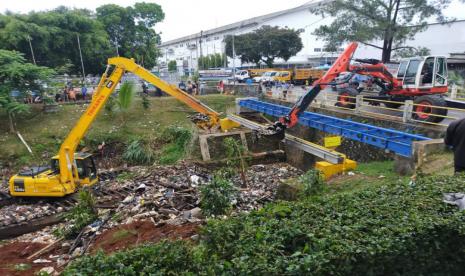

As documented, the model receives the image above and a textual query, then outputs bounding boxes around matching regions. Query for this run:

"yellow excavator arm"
[10,57,238,196]
[57,57,237,186]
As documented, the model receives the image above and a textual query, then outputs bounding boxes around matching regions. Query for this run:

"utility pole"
[232,33,236,85]
[199,30,203,70]
[76,34,86,84]
[27,36,36,65]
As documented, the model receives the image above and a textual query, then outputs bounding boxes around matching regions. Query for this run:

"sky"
[1,0,465,42]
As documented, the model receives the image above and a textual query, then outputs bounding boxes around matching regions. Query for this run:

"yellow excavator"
[9,57,239,197]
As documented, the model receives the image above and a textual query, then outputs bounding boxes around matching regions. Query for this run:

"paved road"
[267,86,465,127]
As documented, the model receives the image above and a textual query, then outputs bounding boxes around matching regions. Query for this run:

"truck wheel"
[412,95,447,123]
[336,87,358,109]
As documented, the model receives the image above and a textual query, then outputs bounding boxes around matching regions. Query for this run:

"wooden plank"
[240,132,249,152]
[199,136,211,161]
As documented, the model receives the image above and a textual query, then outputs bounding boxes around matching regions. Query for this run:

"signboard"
[324,136,341,148]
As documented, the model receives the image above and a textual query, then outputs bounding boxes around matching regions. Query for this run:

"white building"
[157,0,465,74]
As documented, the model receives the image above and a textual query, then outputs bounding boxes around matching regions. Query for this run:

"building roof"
[159,0,330,47]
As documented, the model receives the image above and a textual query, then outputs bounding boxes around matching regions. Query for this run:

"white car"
[254,71,278,83]
[234,70,250,82]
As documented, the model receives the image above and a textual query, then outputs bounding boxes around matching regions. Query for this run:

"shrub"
[223,137,248,187]
[141,94,150,110]
[65,174,465,275]
[63,241,200,276]
[117,81,135,111]
[57,189,98,239]
[159,125,192,165]
[298,168,325,196]
[123,139,154,165]
[200,172,237,217]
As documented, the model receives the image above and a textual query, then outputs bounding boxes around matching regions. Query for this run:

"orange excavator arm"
[280,42,358,129]
[264,42,358,139]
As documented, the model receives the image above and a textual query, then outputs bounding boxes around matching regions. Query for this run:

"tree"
[225,25,303,67]
[0,7,112,75]
[168,60,177,72]
[393,46,431,59]
[96,2,164,69]
[312,0,452,63]
[0,49,54,132]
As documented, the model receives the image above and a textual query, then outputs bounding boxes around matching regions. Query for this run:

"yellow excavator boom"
[11,57,238,196]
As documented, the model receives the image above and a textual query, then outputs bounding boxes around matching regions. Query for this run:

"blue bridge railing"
[238,99,430,157]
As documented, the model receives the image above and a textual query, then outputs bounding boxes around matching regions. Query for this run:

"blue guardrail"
[239,99,430,157]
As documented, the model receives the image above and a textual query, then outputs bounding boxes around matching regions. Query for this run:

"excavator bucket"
[255,121,286,141]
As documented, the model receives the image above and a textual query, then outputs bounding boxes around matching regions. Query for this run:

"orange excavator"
[266,42,450,138]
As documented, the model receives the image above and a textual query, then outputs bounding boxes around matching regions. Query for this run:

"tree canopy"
[96,2,164,69]
[0,2,164,75]
[312,0,452,62]
[225,25,303,67]
[0,49,55,131]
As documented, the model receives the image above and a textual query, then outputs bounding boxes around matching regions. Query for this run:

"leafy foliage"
[167,60,177,72]
[66,174,465,274]
[0,7,111,74]
[117,81,135,111]
[0,2,164,73]
[223,137,248,187]
[63,241,199,276]
[96,2,164,69]
[0,49,54,131]
[393,46,431,59]
[58,189,97,239]
[158,125,192,165]
[225,25,303,67]
[122,139,154,165]
[200,172,237,217]
[313,0,452,62]
[198,53,226,70]
[298,168,326,196]
[141,93,150,110]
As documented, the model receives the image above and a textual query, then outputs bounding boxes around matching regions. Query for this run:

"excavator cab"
[51,153,98,185]
[9,152,98,197]
[397,56,448,89]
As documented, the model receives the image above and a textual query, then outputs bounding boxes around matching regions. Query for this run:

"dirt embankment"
[91,220,200,254]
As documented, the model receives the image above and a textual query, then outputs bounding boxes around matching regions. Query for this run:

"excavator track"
[0,169,128,240]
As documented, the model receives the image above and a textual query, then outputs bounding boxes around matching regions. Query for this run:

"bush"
[159,125,192,165]
[298,168,325,196]
[57,190,98,239]
[65,174,465,275]
[200,173,237,217]
[63,241,200,276]
[123,139,154,165]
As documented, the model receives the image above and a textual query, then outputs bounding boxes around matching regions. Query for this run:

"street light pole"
[232,33,236,85]
[76,34,86,84]
[27,36,36,65]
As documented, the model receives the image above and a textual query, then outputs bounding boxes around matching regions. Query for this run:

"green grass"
[0,95,237,169]
[327,160,410,194]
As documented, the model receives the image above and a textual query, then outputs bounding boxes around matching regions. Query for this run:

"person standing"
[217,80,224,94]
[445,118,465,173]
[81,85,87,101]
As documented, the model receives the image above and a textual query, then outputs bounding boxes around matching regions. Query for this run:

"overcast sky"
[1,0,465,42]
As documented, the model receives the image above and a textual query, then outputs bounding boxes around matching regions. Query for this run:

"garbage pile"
[104,162,302,227]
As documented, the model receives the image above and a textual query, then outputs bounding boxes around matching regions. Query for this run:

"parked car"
[254,71,278,83]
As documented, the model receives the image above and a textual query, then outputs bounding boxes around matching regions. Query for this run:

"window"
[214,36,220,40]
[397,60,408,79]
[314,48,322,52]
[404,60,421,85]
[420,57,434,85]
[435,57,447,85]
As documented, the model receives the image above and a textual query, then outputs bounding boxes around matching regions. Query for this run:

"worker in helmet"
[445,118,465,173]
